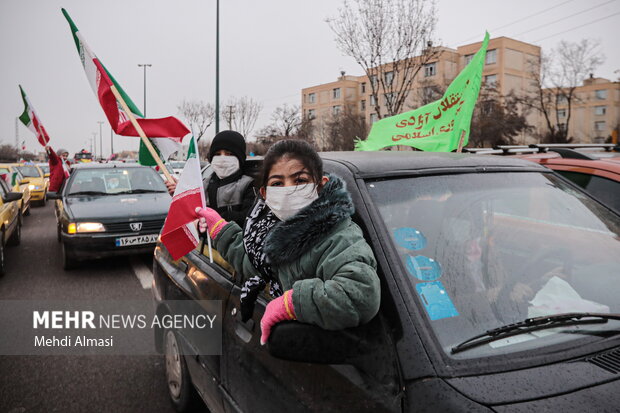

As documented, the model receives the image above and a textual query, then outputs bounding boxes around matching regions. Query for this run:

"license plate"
[115,234,159,247]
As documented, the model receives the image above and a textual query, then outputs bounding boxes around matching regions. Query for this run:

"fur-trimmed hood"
[263,174,354,265]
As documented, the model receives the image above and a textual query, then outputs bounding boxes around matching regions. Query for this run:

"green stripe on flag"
[139,139,162,166]
[18,85,31,126]
[61,9,81,53]
[187,137,196,159]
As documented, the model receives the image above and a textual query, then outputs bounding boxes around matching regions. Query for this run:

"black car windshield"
[16,166,42,178]
[367,172,620,359]
[67,167,167,195]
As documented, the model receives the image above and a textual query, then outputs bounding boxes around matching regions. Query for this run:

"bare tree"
[177,99,215,142]
[224,96,263,138]
[520,39,604,143]
[327,0,439,119]
[0,144,19,162]
[324,103,367,151]
[256,104,301,138]
[469,86,531,148]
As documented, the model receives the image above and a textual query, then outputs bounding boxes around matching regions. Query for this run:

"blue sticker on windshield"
[416,281,458,321]
[393,227,427,251]
[406,255,442,281]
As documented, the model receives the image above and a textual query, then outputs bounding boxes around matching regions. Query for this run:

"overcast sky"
[1,0,618,157]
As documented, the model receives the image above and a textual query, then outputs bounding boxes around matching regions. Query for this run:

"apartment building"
[555,76,620,143]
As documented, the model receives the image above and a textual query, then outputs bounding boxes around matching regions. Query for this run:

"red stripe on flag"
[160,190,204,260]
[31,113,50,146]
[92,58,189,141]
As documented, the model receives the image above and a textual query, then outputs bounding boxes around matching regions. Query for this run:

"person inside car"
[195,139,381,344]
[166,130,255,226]
[45,146,70,192]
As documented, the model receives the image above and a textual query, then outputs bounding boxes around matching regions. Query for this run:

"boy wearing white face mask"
[196,139,380,346]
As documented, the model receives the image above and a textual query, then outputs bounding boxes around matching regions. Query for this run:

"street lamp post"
[215,0,220,133]
[110,128,114,158]
[137,63,152,116]
[97,121,104,161]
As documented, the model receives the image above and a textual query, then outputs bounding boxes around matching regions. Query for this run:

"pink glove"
[260,289,296,345]
[195,207,228,238]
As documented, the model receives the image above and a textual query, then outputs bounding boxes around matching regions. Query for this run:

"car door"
[165,240,237,412]
[0,179,18,243]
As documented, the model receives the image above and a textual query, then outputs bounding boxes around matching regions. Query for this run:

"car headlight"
[28,185,42,190]
[68,222,106,234]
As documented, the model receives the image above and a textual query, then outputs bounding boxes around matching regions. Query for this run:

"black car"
[152,152,620,412]
[50,163,170,270]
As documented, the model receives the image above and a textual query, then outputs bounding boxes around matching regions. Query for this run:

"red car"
[470,144,620,212]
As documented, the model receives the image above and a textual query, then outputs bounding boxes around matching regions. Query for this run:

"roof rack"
[464,143,619,159]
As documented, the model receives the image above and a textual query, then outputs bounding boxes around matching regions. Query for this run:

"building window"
[594,106,607,116]
[486,49,497,65]
[384,71,394,84]
[370,75,378,88]
[484,74,497,86]
[332,88,341,99]
[360,100,366,111]
[595,89,607,100]
[384,93,394,106]
[557,109,567,118]
[556,95,568,105]
[464,54,474,64]
[308,109,316,120]
[595,121,606,131]
[332,105,341,116]
[361,82,366,94]
[370,113,378,124]
[370,95,377,106]
[424,63,436,77]
[307,93,316,104]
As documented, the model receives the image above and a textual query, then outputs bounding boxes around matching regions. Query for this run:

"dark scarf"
[239,175,354,321]
[240,198,283,321]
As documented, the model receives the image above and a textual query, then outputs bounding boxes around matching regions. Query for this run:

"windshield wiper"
[113,189,167,194]
[451,313,620,354]
[67,191,107,196]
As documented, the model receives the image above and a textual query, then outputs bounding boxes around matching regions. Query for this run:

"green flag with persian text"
[355,32,489,152]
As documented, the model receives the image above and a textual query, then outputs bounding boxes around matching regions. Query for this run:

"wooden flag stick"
[109,85,174,182]
[456,130,466,153]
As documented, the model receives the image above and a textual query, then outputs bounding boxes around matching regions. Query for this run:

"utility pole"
[137,63,152,116]
[225,105,235,129]
[110,127,114,157]
[90,132,97,157]
[215,0,220,134]
[97,121,104,161]
[15,117,19,151]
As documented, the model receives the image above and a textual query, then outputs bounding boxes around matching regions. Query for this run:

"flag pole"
[456,130,466,153]
[109,85,174,181]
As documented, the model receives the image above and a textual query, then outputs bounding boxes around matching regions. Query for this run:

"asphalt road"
[0,202,179,413]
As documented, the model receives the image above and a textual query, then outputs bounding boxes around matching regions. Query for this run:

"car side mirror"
[3,192,23,203]
[267,318,380,364]
[47,192,61,200]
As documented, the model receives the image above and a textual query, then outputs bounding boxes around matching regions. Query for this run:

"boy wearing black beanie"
[204,130,255,226]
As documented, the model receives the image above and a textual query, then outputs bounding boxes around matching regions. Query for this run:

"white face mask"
[211,155,240,179]
[265,183,319,221]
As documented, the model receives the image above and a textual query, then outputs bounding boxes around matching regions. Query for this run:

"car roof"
[319,151,547,178]
[71,163,150,169]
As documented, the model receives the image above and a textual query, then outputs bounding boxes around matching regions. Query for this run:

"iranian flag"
[61,8,189,165]
[161,136,205,260]
[18,85,50,147]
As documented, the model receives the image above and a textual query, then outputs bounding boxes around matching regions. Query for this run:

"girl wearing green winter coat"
[196,139,380,345]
